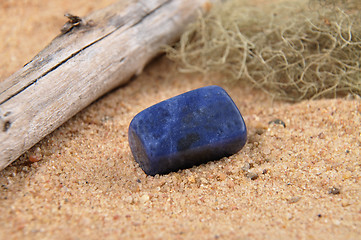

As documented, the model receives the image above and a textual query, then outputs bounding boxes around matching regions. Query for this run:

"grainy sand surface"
[1,1,361,239]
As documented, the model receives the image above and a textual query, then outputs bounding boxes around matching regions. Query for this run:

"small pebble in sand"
[333,219,341,225]
[245,172,259,180]
[318,132,326,139]
[139,194,150,204]
[217,173,227,181]
[268,119,286,128]
[242,162,253,172]
[343,172,352,180]
[188,176,196,183]
[254,122,267,135]
[328,187,340,195]
[28,155,42,163]
[125,196,134,204]
[341,199,351,207]
[255,128,265,135]
[288,196,301,204]
[227,179,235,188]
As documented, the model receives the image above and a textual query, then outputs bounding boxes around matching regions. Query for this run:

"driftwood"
[0,0,212,171]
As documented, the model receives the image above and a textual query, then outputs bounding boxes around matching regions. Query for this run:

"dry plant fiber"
[166,0,361,101]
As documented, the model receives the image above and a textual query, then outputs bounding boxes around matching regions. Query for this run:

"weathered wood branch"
[0,0,212,170]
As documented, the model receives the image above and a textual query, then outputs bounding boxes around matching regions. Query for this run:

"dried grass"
[165,0,361,101]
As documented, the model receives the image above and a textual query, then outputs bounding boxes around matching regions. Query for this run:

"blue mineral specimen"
[128,86,247,176]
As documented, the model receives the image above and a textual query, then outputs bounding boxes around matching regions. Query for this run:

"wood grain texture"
[0,0,211,170]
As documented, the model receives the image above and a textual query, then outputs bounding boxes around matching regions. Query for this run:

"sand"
[1,1,361,239]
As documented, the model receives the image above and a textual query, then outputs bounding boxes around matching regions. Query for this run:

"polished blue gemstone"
[128,86,247,176]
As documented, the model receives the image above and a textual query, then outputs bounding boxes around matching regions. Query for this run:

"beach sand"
[1,1,360,239]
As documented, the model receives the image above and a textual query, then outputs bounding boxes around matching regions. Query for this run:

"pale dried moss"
[166,0,361,101]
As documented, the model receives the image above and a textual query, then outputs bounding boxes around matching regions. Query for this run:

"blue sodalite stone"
[128,86,247,176]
